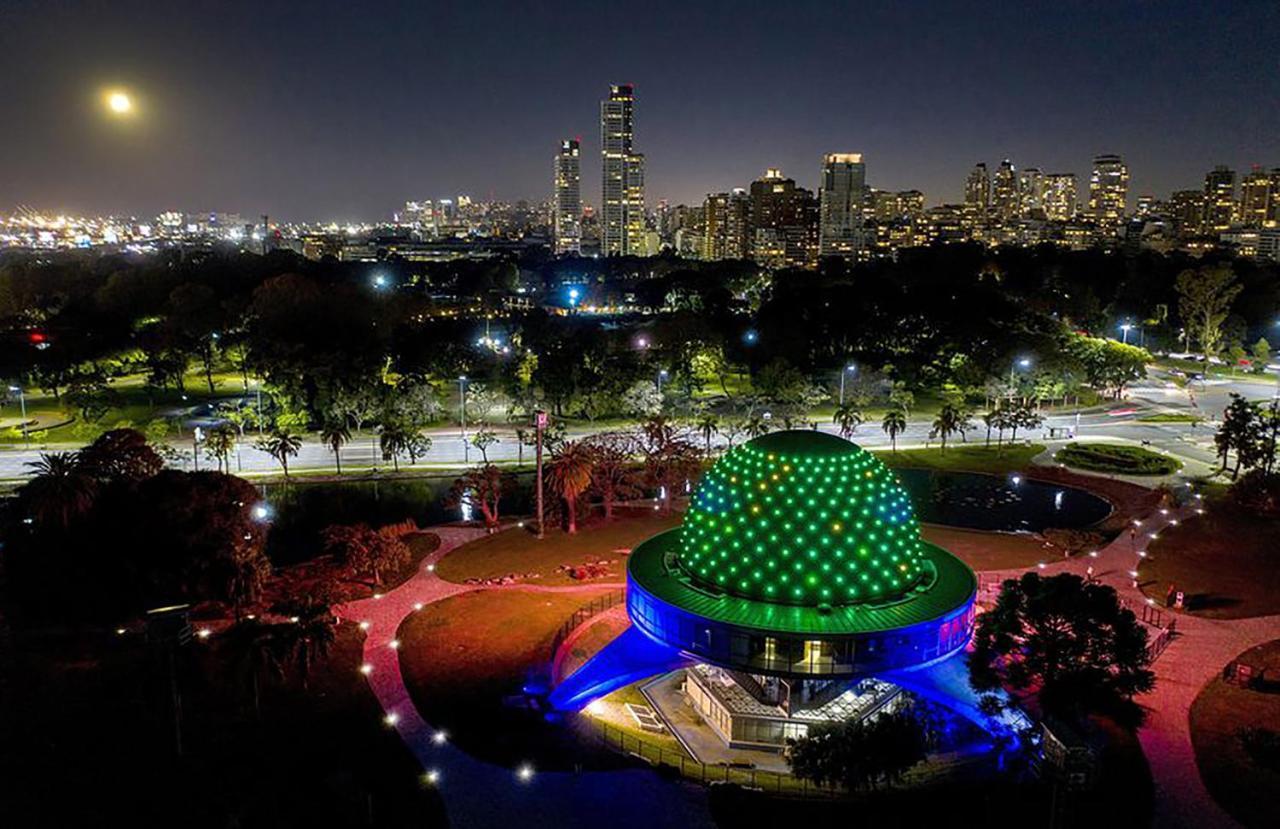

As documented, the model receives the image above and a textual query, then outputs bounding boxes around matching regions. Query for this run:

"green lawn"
[397,587,626,769]
[876,443,1044,475]
[1140,504,1280,618]
[1190,639,1280,829]
[1136,412,1203,424]
[434,510,681,586]
[1055,443,1181,476]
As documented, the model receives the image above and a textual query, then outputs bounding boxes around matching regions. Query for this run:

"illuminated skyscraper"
[1201,165,1237,233]
[749,169,818,268]
[1043,173,1077,221]
[601,84,646,256]
[1018,167,1044,219]
[1088,154,1129,233]
[963,163,990,229]
[817,153,866,260]
[702,189,750,260]
[1170,189,1204,236]
[553,139,581,254]
[1241,166,1280,228]
[991,159,1019,224]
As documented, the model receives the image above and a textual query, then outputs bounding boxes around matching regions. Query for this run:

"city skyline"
[2,1,1278,221]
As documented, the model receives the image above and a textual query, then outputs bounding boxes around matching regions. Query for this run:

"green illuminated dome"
[677,430,927,607]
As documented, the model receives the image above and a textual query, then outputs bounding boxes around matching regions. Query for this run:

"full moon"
[106,91,133,115]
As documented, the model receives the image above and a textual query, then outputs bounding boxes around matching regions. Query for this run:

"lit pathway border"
[336,525,716,829]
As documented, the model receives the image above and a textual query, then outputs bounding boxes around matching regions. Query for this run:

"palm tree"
[270,606,336,691]
[696,413,720,454]
[881,406,907,453]
[379,422,408,472]
[833,404,864,439]
[256,429,302,479]
[204,424,237,472]
[20,452,97,531]
[930,404,961,454]
[224,618,280,719]
[547,440,595,534]
[319,419,351,475]
[744,415,771,439]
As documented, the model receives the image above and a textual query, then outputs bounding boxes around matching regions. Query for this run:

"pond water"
[895,468,1113,533]
[261,468,1111,565]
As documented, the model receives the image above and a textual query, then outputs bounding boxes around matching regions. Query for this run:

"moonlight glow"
[676,431,926,606]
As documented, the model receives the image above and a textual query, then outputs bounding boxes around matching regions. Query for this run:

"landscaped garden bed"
[1055,443,1181,476]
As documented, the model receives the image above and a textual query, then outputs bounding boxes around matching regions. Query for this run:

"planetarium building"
[551,431,992,751]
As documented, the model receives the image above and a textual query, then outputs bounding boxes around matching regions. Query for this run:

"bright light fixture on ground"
[516,764,535,782]
[360,663,373,675]
[384,712,400,726]
[585,700,604,716]
[424,769,441,785]
[388,639,400,649]
[432,730,448,745]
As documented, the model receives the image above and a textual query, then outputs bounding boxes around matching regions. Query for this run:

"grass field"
[434,509,680,586]
[1055,443,1181,476]
[877,443,1044,475]
[1190,639,1280,829]
[1140,504,1280,618]
[1136,412,1204,424]
[397,587,625,769]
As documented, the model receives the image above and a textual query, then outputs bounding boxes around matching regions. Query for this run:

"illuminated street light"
[839,363,857,405]
[104,90,133,115]
[1120,322,1132,344]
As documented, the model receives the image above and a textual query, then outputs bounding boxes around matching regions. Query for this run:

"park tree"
[881,406,907,452]
[929,404,963,453]
[548,440,595,533]
[321,523,411,587]
[832,403,864,438]
[695,413,720,454]
[77,428,165,485]
[1067,335,1150,399]
[1215,393,1267,478]
[1252,337,1272,374]
[203,424,238,473]
[448,463,506,532]
[1176,264,1242,361]
[621,380,663,419]
[470,428,499,463]
[969,572,1155,722]
[787,709,928,791]
[256,428,302,479]
[18,452,98,532]
[319,419,351,474]
[638,417,703,513]
[584,432,641,520]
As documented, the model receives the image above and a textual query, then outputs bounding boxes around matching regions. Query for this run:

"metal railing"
[549,588,627,681]
[585,716,989,798]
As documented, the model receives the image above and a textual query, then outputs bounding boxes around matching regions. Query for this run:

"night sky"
[2,0,1278,221]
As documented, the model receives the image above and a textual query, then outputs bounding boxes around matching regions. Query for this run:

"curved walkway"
[336,526,714,829]
[983,503,1280,829]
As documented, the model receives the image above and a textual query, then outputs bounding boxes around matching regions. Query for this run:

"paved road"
[2,374,1274,483]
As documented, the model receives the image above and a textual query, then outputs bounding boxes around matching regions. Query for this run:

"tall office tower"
[963,163,991,229]
[1018,167,1045,218]
[991,159,1019,223]
[1240,166,1280,228]
[702,189,750,260]
[897,190,925,220]
[749,169,819,268]
[553,139,582,254]
[1088,154,1129,233]
[817,153,866,260]
[1170,189,1205,236]
[1201,165,1237,233]
[1043,173,1078,221]
[601,84,646,256]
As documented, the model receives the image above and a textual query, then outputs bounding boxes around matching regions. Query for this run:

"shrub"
[1055,443,1181,475]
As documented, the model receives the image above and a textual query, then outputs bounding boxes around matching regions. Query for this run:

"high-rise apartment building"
[1202,165,1237,233]
[1241,166,1280,228]
[991,159,1019,224]
[964,163,990,229]
[1169,190,1204,236]
[553,139,581,254]
[601,84,646,256]
[702,189,750,260]
[749,169,818,269]
[1018,167,1044,219]
[817,153,866,260]
[1042,173,1077,221]
[1088,154,1129,233]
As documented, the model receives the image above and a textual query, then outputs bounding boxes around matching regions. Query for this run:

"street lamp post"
[839,364,856,406]
[1120,323,1132,344]
[1009,357,1032,401]
[458,376,469,463]
[8,385,27,447]
[534,410,546,539]
[657,369,668,396]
